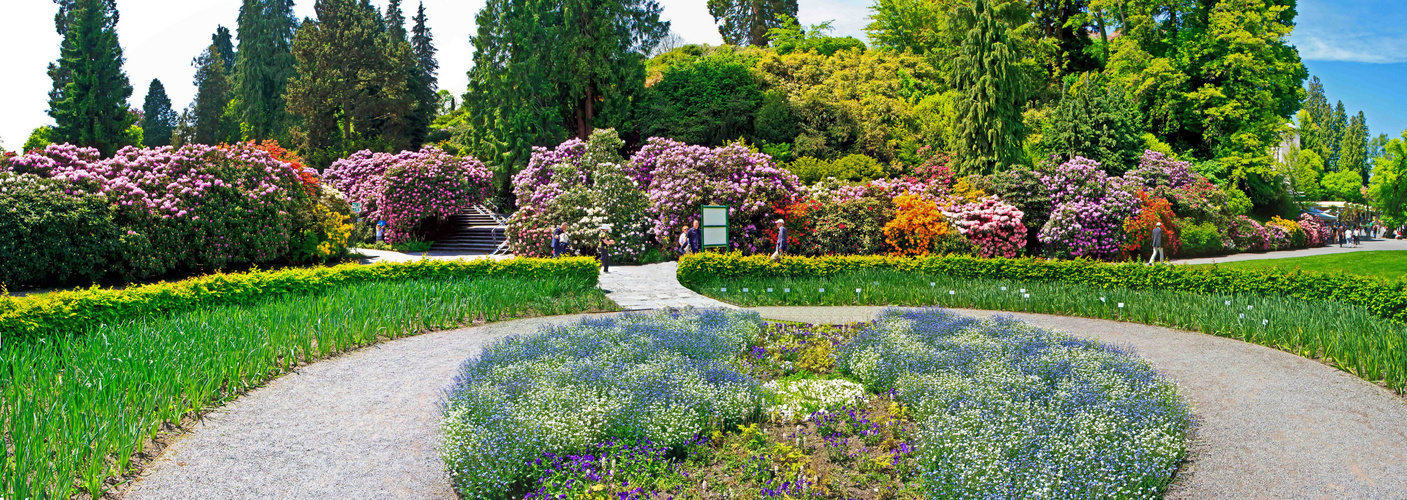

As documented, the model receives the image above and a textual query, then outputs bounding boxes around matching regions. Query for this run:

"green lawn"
[1207,250,1407,280]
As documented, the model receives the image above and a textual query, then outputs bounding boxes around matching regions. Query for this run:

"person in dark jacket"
[771,219,788,260]
[598,227,614,273]
[1147,222,1165,265]
[687,220,702,254]
[551,222,569,258]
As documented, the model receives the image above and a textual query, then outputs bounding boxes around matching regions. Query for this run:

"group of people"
[547,218,791,273]
[1331,224,1374,248]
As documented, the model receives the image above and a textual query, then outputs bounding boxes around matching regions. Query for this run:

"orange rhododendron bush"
[1122,191,1180,258]
[883,192,950,255]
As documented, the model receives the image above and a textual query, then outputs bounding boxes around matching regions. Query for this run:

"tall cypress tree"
[47,0,135,156]
[234,0,298,141]
[1328,101,1347,170]
[706,0,797,47]
[192,44,234,145]
[141,79,176,147]
[213,25,236,72]
[1341,110,1369,181]
[953,0,1024,175]
[409,2,438,145]
[1302,76,1332,162]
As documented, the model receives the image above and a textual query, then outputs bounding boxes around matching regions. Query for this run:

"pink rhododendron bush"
[506,130,652,260]
[4,143,329,283]
[1297,213,1332,247]
[635,137,805,253]
[942,197,1027,258]
[324,147,491,244]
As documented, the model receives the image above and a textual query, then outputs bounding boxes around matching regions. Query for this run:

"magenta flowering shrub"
[1226,216,1269,252]
[635,138,805,252]
[512,138,588,211]
[1037,157,1139,259]
[380,148,492,243]
[1297,213,1331,247]
[942,197,1027,258]
[326,147,492,244]
[1262,223,1291,251]
[1123,150,1228,225]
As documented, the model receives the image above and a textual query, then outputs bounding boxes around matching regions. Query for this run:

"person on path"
[687,220,702,254]
[551,222,569,258]
[677,228,690,255]
[375,220,385,243]
[771,219,788,261]
[1148,222,1166,265]
[598,227,614,273]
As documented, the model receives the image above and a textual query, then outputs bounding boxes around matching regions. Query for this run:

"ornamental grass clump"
[839,309,1191,498]
[439,309,768,498]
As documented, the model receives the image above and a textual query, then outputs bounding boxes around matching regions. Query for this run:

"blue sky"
[0,0,1403,150]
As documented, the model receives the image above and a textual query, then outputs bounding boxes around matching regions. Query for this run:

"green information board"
[701,205,729,248]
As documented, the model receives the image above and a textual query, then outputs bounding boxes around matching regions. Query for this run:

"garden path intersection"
[123,264,1407,499]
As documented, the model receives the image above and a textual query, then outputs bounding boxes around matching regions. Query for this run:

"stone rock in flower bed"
[840,309,1191,498]
[441,309,1190,499]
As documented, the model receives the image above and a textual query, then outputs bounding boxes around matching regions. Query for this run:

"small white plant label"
[1117,303,1125,308]
[767,288,773,293]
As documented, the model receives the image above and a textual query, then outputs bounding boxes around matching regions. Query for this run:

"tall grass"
[0,276,614,499]
[689,270,1407,394]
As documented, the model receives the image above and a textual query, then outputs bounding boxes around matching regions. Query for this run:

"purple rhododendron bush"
[325,146,492,244]
[2,143,342,286]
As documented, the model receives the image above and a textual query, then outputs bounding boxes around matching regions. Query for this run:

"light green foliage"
[1340,111,1370,181]
[864,0,950,55]
[1177,218,1226,257]
[766,15,866,56]
[1216,250,1407,281]
[1291,149,1325,200]
[23,126,54,152]
[46,0,136,156]
[1,270,611,499]
[953,0,1025,175]
[786,154,884,183]
[1368,132,1407,225]
[708,0,797,46]
[1321,168,1364,203]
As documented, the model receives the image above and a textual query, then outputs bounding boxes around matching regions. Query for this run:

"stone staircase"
[430,205,509,254]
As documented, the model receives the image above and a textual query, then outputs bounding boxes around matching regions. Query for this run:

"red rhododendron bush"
[325,147,491,244]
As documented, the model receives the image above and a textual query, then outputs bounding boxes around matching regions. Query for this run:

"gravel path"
[1172,236,1407,265]
[123,268,1407,499]
[756,306,1407,498]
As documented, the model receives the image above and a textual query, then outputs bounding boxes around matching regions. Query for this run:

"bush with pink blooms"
[1037,157,1140,259]
[1226,216,1269,252]
[941,197,1027,258]
[1297,213,1331,247]
[635,137,805,253]
[325,147,492,244]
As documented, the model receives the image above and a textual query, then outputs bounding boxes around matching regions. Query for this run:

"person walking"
[551,222,569,258]
[598,227,614,273]
[677,228,690,255]
[1147,222,1166,265]
[771,219,788,261]
[687,220,702,254]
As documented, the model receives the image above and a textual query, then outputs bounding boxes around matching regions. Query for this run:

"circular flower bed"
[439,308,1191,499]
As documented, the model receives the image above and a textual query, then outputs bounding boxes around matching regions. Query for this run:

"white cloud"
[1293,33,1407,64]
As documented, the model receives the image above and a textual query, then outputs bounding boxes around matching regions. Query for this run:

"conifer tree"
[1328,101,1347,170]
[1042,74,1141,174]
[408,2,438,145]
[1340,110,1369,181]
[213,25,236,72]
[953,0,1024,175]
[192,44,235,145]
[140,79,176,147]
[234,0,298,141]
[1302,76,1332,161]
[707,0,798,47]
[46,0,135,156]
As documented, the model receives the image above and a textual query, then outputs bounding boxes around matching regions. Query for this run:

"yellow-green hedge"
[1,257,599,339]
[679,252,1407,322]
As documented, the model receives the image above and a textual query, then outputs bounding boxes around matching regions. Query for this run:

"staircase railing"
[472,203,509,227]
[491,227,510,256]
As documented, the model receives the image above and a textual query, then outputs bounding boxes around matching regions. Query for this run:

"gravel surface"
[754,306,1407,498]
[122,314,616,500]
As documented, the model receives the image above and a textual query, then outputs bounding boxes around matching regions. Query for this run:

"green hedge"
[679,252,1407,322]
[1,257,599,340]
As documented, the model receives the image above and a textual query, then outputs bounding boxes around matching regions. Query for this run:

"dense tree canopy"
[47,0,136,156]
[234,0,298,141]
[707,0,797,47]
[952,0,1025,175]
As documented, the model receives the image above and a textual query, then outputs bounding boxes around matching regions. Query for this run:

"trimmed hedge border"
[679,252,1407,323]
[1,257,599,339]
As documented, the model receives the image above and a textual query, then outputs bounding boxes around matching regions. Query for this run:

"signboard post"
[701,205,729,250]
[350,202,363,223]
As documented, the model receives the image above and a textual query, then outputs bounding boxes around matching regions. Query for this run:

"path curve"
[123,266,1407,499]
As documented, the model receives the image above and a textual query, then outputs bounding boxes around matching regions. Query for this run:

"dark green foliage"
[643,54,763,146]
[213,25,236,72]
[1301,77,1334,165]
[953,0,1024,175]
[408,1,438,146]
[982,166,1048,252]
[707,0,797,47]
[0,173,117,289]
[1341,111,1369,181]
[191,44,236,145]
[46,0,136,156]
[461,0,668,204]
[140,79,176,147]
[752,90,799,145]
[234,0,298,141]
[286,0,416,167]
[1042,74,1142,174]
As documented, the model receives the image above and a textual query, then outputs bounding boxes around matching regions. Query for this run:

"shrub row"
[1,257,599,340]
[678,252,1407,322]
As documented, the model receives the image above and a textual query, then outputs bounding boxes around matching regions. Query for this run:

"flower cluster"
[1038,157,1140,259]
[941,196,1027,258]
[325,147,491,244]
[1121,191,1181,258]
[1297,213,1332,247]
[439,309,767,498]
[839,309,1192,498]
[884,192,952,256]
[1226,215,1269,252]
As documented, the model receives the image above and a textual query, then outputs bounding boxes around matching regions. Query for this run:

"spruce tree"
[1042,74,1141,174]
[192,44,234,145]
[213,26,236,72]
[234,0,298,141]
[408,2,438,146]
[707,0,798,47]
[1302,76,1332,161]
[1341,110,1369,182]
[1328,101,1347,170]
[953,0,1024,175]
[46,0,135,156]
[141,79,176,147]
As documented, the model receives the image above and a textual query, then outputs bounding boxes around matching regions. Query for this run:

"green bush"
[785,154,886,184]
[678,252,1407,323]
[1177,219,1225,257]
[0,173,119,289]
[0,257,600,340]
